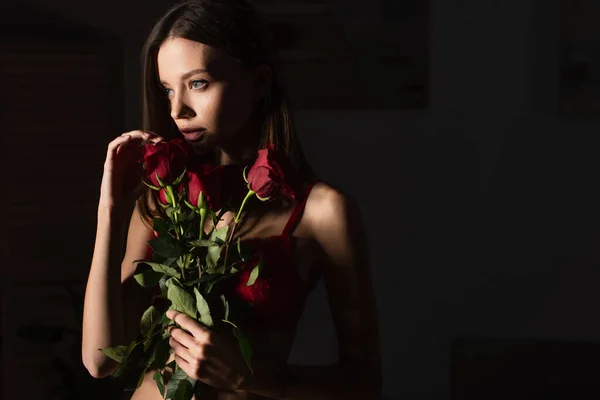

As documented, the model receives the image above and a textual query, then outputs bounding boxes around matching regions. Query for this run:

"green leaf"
[237,237,244,261]
[188,239,214,248]
[152,217,170,236]
[156,173,166,187]
[143,179,161,191]
[166,281,197,318]
[206,245,222,270]
[172,167,187,186]
[159,275,170,293]
[206,263,225,275]
[165,367,191,399]
[110,341,144,378]
[164,257,179,266]
[209,209,218,225]
[153,371,165,397]
[140,306,161,337]
[142,336,154,354]
[141,261,181,279]
[161,312,173,328]
[184,199,197,211]
[149,236,186,258]
[246,257,264,287]
[182,278,201,287]
[234,327,253,374]
[193,287,213,327]
[222,321,253,375]
[99,344,129,363]
[134,268,164,288]
[173,379,194,400]
[153,333,171,370]
[165,206,177,220]
[206,275,227,294]
[198,273,219,283]
[210,225,229,244]
[180,206,197,222]
[150,252,173,265]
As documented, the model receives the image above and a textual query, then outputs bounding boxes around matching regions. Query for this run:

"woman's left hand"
[166,310,249,390]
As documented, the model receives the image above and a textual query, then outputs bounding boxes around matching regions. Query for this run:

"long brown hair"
[137,0,315,225]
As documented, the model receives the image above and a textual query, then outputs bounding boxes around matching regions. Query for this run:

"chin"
[188,140,215,156]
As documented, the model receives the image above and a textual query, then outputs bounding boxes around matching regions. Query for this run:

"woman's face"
[157,37,261,156]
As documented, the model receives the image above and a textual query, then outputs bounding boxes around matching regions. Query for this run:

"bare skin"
[82,36,381,399]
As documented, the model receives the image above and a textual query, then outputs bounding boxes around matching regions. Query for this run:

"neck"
[214,145,256,166]
[215,117,262,166]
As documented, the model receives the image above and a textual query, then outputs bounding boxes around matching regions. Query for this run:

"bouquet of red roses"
[99,139,296,399]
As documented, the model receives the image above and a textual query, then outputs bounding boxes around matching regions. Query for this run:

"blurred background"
[2,0,600,399]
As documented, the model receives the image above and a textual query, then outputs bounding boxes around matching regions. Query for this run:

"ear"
[254,64,272,102]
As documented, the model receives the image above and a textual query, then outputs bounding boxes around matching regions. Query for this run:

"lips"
[180,128,205,142]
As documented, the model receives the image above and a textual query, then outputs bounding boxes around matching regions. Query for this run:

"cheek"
[212,85,255,134]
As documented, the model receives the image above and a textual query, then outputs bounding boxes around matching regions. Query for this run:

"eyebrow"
[160,68,208,86]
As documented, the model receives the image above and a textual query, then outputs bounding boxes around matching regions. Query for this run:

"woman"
[82,0,381,398]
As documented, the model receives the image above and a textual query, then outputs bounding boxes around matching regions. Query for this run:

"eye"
[190,80,208,90]
[164,87,174,97]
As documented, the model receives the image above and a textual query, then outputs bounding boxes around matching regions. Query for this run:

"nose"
[170,93,195,120]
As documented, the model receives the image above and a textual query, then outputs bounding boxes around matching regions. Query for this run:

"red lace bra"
[224,182,321,328]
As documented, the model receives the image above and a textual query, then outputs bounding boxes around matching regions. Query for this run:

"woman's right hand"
[99,130,163,214]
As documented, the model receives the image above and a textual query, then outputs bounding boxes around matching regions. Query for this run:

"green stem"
[234,190,255,223]
[223,211,243,272]
[225,190,254,270]
[199,207,208,240]
[180,256,186,281]
[166,185,176,208]
[165,185,184,239]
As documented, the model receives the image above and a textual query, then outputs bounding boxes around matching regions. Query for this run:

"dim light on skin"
[157,37,267,165]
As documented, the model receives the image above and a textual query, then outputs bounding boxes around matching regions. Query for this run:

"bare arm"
[81,202,154,378]
[240,184,382,399]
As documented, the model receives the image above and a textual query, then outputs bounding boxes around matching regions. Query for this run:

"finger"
[145,131,164,142]
[173,353,196,378]
[122,130,164,142]
[170,336,196,364]
[169,327,198,349]
[114,130,160,157]
[106,135,133,161]
[167,310,210,340]
[117,131,150,150]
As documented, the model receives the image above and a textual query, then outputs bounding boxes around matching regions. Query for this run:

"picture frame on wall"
[252,0,429,110]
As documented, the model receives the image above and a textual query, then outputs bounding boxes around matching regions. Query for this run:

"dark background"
[2,0,600,399]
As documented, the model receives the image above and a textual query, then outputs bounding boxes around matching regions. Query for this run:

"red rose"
[186,164,223,211]
[244,145,296,201]
[142,138,192,187]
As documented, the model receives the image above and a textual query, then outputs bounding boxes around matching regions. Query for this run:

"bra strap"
[281,181,318,237]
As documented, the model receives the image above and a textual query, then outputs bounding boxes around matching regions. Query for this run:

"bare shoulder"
[300,181,368,269]
[302,181,362,237]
